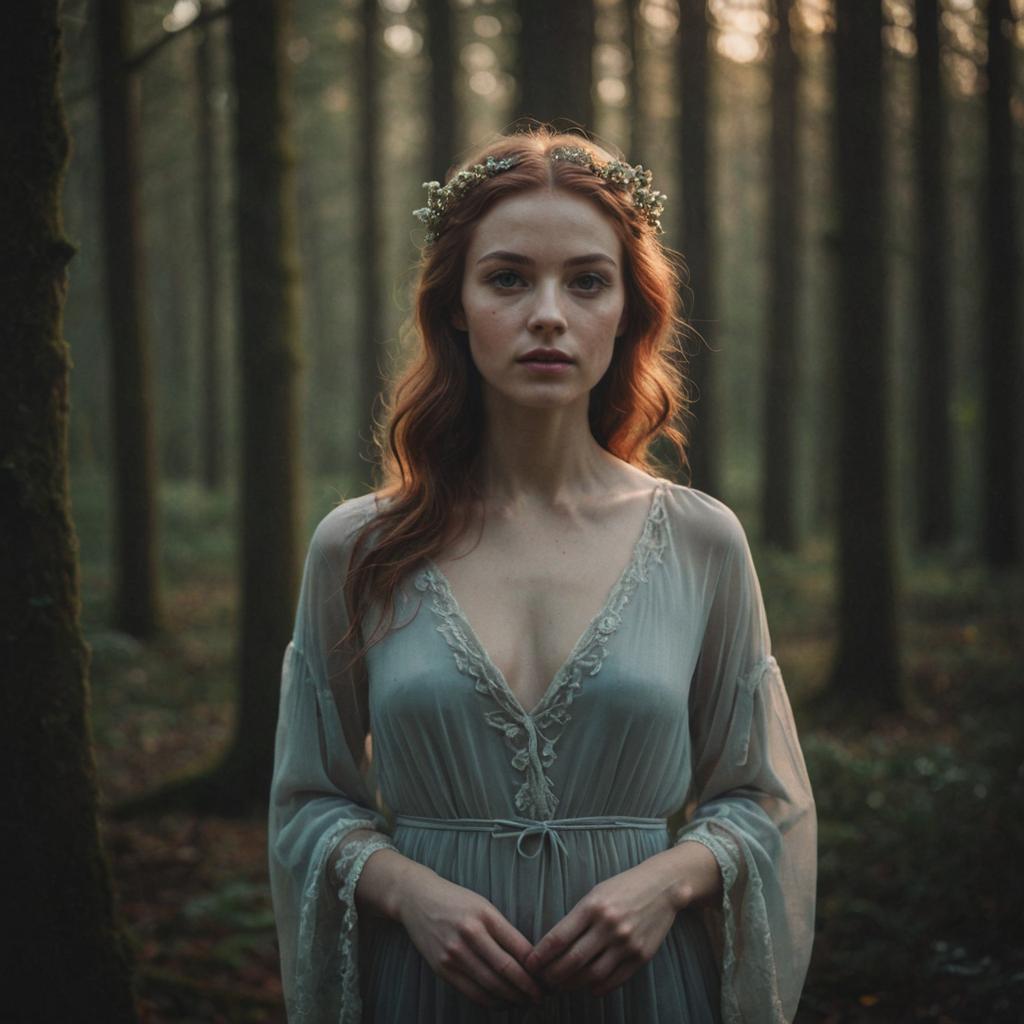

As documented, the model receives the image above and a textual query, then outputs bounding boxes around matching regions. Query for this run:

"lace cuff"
[329,829,399,1024]
[677,821,786,1024]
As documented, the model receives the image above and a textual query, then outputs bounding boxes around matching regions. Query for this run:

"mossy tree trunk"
[762,0,799,551]
[675,0,718,495]
[829,0,902,714]
[0,4,138,1019]
[912,0,954,550]
[95,0,162,637]
[981,0,1020,566]
[514,0,595,131]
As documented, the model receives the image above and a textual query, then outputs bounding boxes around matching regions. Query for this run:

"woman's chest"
[431,536,641,714]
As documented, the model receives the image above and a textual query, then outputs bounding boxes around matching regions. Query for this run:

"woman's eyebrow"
[476,250,618,268]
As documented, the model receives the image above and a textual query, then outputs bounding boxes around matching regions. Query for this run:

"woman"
[269,128,816,1024]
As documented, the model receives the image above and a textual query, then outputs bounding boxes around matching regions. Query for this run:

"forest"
[3,0,1023,1021]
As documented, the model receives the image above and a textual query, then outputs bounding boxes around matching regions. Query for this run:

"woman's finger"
[591,956,640,997]
[538,928,606,989]
[479,914,546,1001]
[456,937,536,1007]
[461,919,544,1004]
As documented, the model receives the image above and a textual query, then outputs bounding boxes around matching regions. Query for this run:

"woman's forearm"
[640,838,723,911]
[341,830,436,922]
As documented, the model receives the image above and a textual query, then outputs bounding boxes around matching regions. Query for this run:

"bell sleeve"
[673,506,817,1024]
[269,502,399,1024]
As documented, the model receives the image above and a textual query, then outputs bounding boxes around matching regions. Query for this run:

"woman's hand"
[524,841,721,998]
[396,867,545,1011]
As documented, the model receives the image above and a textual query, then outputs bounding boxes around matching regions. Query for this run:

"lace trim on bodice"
[413,483,668,820]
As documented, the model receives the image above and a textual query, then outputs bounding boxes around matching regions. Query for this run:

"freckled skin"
[453,189,628,419]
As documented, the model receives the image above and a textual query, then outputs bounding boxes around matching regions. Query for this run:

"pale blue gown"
[269,480,816,1023]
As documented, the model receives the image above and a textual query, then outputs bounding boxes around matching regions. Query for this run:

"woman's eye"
[573,273,608,292]
[489,270,523,289]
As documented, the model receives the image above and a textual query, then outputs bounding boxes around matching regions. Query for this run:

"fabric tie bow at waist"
[393,813,668,863]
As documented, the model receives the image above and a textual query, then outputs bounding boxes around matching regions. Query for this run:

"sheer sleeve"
[269,498,398,1024]
[672,505,817,1023]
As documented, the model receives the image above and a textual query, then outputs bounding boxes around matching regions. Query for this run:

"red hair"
[340,127,693,665]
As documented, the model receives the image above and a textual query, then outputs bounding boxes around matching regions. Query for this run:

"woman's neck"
[477,399,624,507]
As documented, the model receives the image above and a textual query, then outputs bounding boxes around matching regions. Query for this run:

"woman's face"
[454,188,627,414]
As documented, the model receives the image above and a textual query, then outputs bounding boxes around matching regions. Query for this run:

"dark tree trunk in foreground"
[829,0,902,714]
[425,0,457,182]
[0,6,138,1019]
[220,0,304,807]
[96,0,161,637]
[675,0,717,494]
[912,0,954,549]
[762,0,800,550]
[515,0,595,131]
[356,0,383,480]
[624,0,643,161]
[981,0,1020,566]
[196,7,226,492]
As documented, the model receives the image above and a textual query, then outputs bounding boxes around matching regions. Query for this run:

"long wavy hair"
[340,127,694,669]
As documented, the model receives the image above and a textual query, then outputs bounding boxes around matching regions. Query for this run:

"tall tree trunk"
[830,0,902,713]
[762,0,800,550]
[981,0,1020,566]
[95,0,161,637]
[675,0,717,494]
[912,0,954,548]
[515,0,595,130]
[624,0,643,162]
[210,0,303,808]
[425,0,457,182]
[196,8,226,492]
[356,0,382,482]
[0,5,138,1019]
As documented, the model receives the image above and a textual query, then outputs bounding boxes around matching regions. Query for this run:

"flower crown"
[413,145,667,245]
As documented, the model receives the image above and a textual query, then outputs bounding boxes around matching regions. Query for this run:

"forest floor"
[74,472,1024,1023]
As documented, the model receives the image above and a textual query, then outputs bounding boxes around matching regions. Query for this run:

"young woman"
[269,128,816,1023]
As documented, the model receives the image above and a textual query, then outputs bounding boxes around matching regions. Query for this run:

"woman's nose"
[526,281,567,334]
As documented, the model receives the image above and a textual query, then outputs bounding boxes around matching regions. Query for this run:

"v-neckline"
[424,479,668,719]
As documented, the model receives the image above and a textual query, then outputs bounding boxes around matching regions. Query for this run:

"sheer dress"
[269,480,817,1023]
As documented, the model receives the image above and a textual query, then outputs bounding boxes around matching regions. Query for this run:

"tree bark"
[981,0,1020,566]
[912,0,954,549]
[213,0,303,808]
[425,0,457,182]
[829,0,902,713]
[356,0,382,482]
[762,0,800,550]
[195,8,226,492]
[95,0,162,637]
[514,0,595,131]
[675,0,717,494]
[0,4,138,1019]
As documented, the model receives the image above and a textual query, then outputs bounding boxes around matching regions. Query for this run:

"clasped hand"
[400,843,718,1009]
[523,859,683,999]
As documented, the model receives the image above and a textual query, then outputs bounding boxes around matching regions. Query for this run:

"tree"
[514,0,595,130]
[675,0,718,494]
[762,0,800,550]
[912,0,954,548]
[829,0,902,714]
[195,5,227,491]
[0,4,137,1018]
[981,0,1020,566]
[424,0,458,182]
[95,0,162,637]
[356,0,383,480]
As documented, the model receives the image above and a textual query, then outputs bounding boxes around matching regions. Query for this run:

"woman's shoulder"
[659,479,750,556]
[309,489,386,560]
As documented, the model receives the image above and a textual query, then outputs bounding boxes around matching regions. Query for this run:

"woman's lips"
[519,359,574,373]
